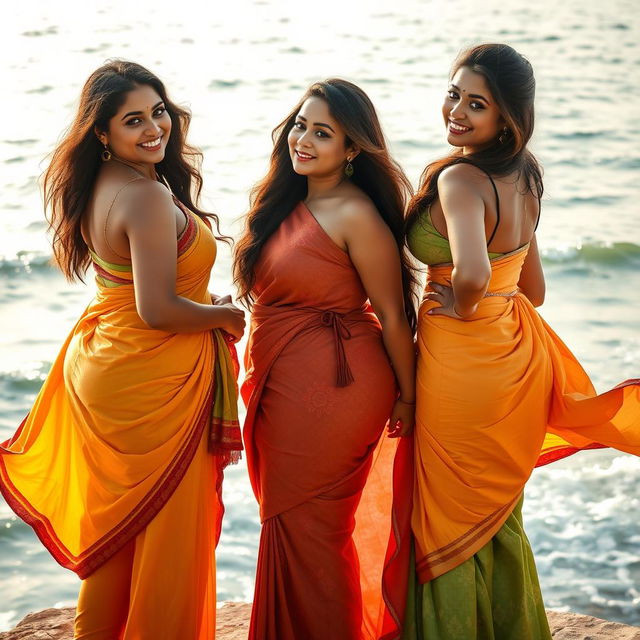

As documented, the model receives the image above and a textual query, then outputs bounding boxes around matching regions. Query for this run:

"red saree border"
[613,378,640,390]
[0,385,213,579]
[536,442,606,467]
[177,210,197,255]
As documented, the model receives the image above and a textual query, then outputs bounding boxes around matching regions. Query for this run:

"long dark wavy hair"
[233,78,419,331]
[406,43,544,232]
[44,59,226,281]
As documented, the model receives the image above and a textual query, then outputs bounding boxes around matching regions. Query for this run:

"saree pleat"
[0,208,234,638]
[242,202,413,640]
[412,245,640,586]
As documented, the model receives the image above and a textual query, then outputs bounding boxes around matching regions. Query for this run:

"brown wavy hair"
[44,59,226,281]
[233,78,419,331]
[405,43,544,233]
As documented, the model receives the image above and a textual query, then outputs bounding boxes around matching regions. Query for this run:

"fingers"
[387,403,416,438]
[387,419,415,438]
[226,324,245,341]
[217,294,232,304]
[426,306,446,316]
[399,424,414,437]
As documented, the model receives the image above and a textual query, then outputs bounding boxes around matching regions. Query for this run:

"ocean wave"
[551,130,613,140]
[0,368,48,394]
[0,253,53,275]
[541,242,640,268]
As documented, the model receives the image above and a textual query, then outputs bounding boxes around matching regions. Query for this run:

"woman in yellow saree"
[403,44,639,639]
[0,61,245,639]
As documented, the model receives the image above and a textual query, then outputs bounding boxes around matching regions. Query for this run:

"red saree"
[241,202,413,640]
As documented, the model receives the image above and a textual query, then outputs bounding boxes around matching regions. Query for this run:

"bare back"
[82,163,187,265]
[430,165,540,255]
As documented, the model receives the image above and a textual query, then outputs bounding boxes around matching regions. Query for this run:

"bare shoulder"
[438,163,486,195]
[118,178,172,207]
[334,191,385,231]
[111,179,175,226]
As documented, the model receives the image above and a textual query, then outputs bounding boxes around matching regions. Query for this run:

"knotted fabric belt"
[318,310,355,388]
[250,303,374,389]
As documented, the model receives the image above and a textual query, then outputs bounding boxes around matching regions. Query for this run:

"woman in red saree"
[234,79,418,640]
[403,44,639,639]
[0,61,245,639]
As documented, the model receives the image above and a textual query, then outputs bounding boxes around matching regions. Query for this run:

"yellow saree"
[0,206,241,636]
[412,246,639,583]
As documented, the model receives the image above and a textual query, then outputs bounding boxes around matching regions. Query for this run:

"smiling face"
[97,83,172,167]
[287,96,356,179]
[442,66,504,155]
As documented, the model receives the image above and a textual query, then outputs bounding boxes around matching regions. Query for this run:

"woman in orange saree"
[234,79,418,640]
[0,61,245,639]
[403,44,639,639]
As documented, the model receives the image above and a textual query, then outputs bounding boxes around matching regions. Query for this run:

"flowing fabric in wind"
[412,245,640,584]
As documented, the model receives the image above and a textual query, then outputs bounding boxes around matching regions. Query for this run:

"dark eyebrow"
[295,114,335,133]
[449,84,490,104]
[121,101,164,120]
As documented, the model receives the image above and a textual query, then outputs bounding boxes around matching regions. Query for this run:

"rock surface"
[1,604,638,639]
[546,611,640,639]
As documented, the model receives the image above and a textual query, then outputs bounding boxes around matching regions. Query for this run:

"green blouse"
[407,207,504,266]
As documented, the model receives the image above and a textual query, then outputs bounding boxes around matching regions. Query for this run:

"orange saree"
[242,202,413,640]
[412,245,640,584]
[0,206,241,638]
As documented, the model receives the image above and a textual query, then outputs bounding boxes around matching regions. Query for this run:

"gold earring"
[345,158,354,178]
[101,142,112,161]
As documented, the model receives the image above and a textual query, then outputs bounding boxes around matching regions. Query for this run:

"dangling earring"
[344,157,354,178]
[101,142,112,161]
[498,127,509,145]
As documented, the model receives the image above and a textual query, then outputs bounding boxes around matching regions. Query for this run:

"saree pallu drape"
[242,202,413,640]
[412,245,640,584]
[0,208,240,638]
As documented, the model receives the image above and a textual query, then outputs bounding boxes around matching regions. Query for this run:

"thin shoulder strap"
[483,171,500,247]
[103,176,146,261]
[458,160,500,247]
[534,196,542,232]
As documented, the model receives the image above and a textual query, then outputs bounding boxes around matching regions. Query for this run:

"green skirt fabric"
[402,497,552,640]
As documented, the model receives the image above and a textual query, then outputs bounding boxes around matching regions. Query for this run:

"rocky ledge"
[1,604,638,639]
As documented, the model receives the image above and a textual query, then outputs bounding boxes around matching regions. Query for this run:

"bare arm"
[435,165,491,318]
[117,182,245,336]
[517,234,545,306]
[343,199,416,436]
